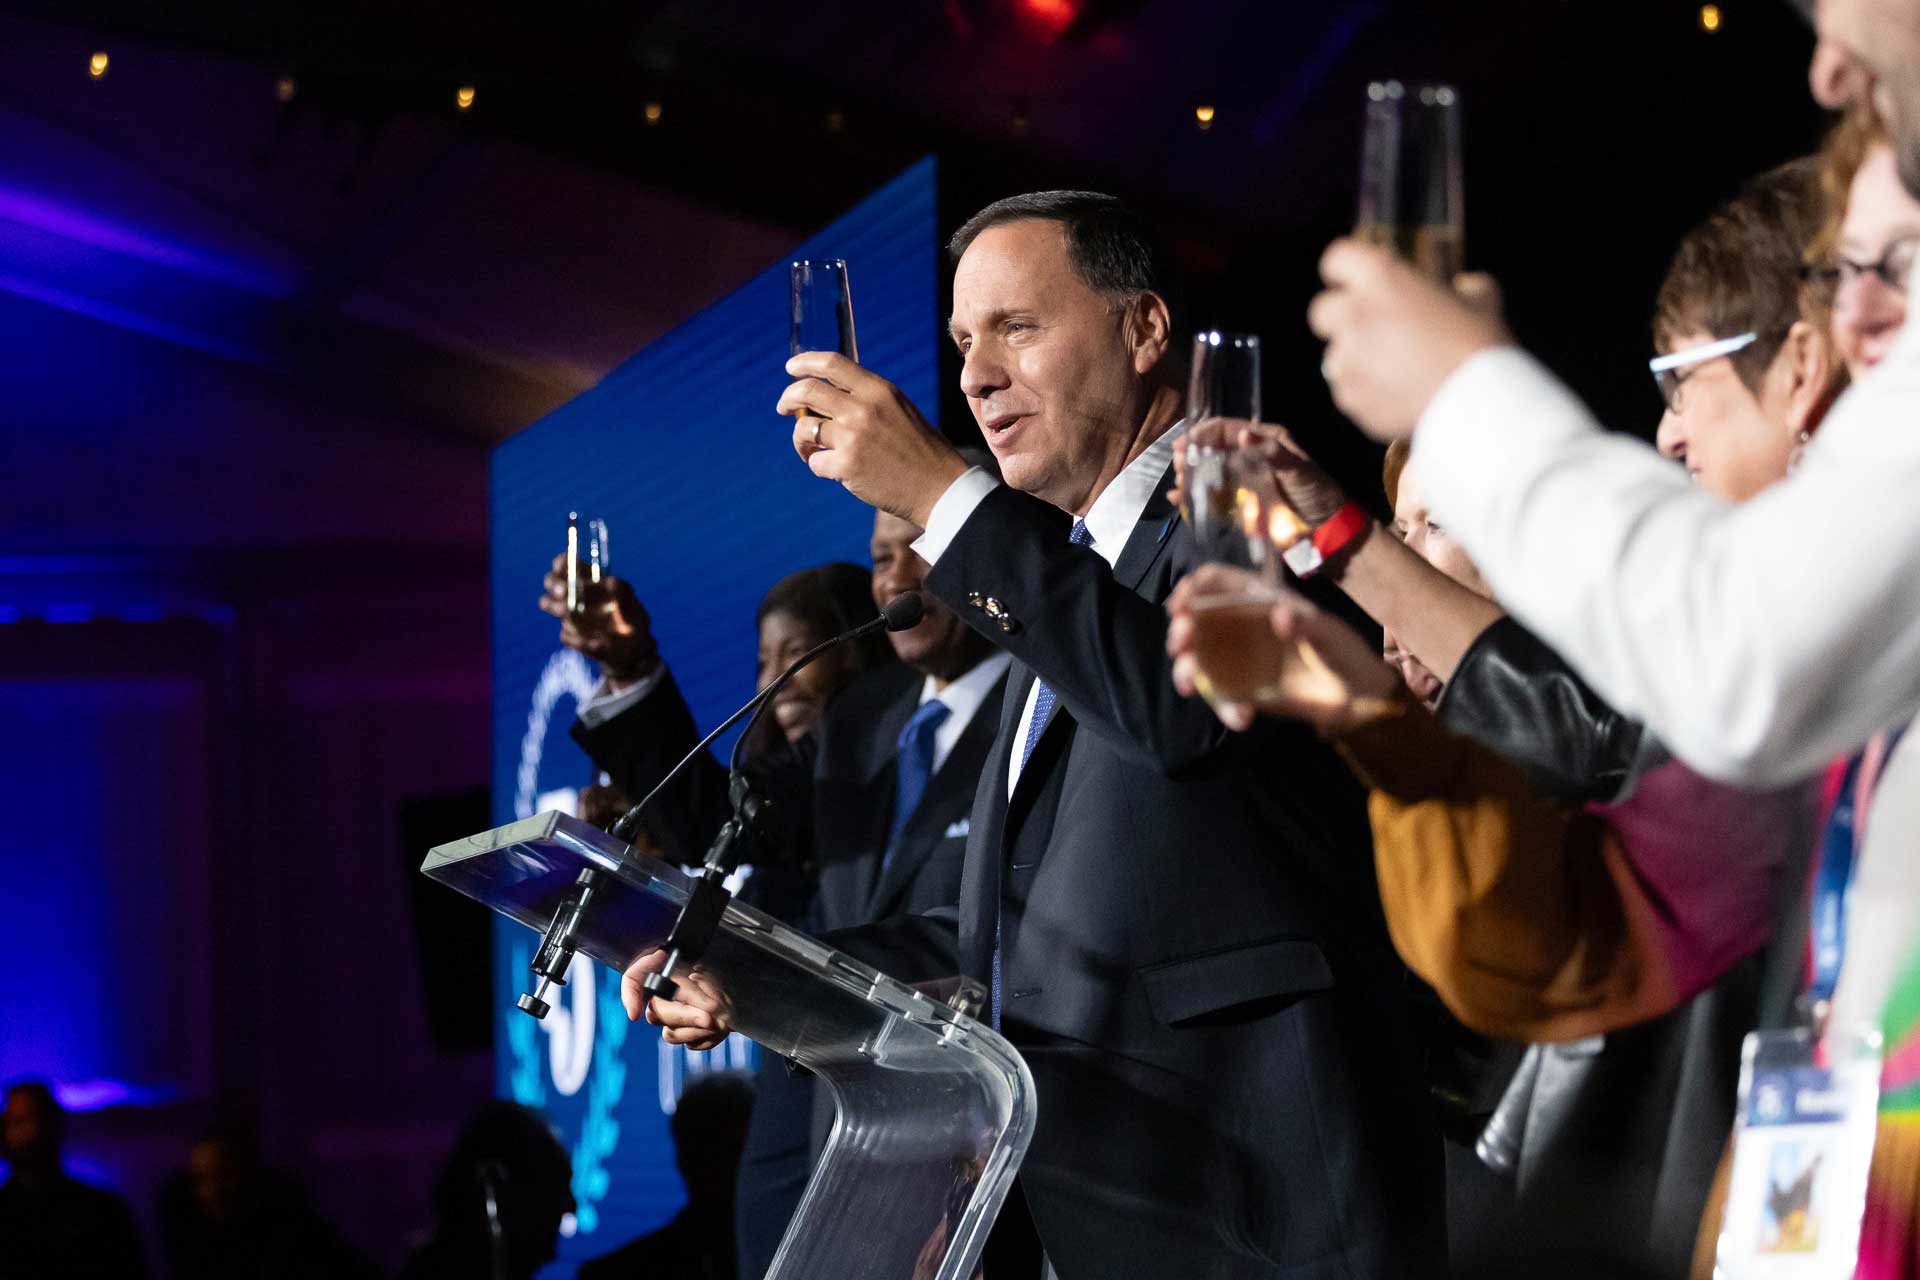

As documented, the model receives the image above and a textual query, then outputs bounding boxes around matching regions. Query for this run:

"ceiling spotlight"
[88,51,109,80]
[1195,104,1216,132]
[455,85,476,111]
[1699,4,1723,32]
[643,100,664,125]
[275,75,297,103]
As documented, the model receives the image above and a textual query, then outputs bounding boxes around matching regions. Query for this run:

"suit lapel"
[860,679,921,785]
[1111,463,1180,593]
[1006,465,1180,811]
[958,661,1029,982]
[865,676,1007,917]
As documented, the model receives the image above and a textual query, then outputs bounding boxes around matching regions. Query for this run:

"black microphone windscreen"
[881,592,925,631]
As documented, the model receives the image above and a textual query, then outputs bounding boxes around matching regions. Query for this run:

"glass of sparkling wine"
[565,513,611,615]
[1182,331,1298,708]
[1356,80,1464,282]
[790,259,858,360]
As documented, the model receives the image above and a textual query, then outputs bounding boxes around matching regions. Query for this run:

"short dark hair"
[667,1071,753,1154]
[430,1101,569,1225]
[948,190,1179,327]
[1,1079,64,1159]
[1653,157,1828,394]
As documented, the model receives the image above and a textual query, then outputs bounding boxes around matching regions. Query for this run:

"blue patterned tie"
[995,517,1091,1028]
[882,698,950,875]
[1018,519,1092,771]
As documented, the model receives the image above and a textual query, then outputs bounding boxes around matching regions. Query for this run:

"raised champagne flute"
[790,259,858,360]
[1356,80,1464,282]
[565,513,611,615]
[1181,331,1297,708]
[1182,331,1267,563]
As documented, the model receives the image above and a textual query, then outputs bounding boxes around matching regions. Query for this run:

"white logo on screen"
[514,648,602,1097]
[516,647,759,1110]
[516,649,597,821]
[538,952,596,1098]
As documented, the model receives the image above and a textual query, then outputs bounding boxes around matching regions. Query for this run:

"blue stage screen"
[487,157,941,1272]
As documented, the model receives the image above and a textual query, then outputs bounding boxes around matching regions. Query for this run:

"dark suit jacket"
[569,670,816,921]
[832,474,1445,1280]
[811,660,1008,936]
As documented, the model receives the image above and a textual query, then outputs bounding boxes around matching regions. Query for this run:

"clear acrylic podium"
[423,811,1036,1280]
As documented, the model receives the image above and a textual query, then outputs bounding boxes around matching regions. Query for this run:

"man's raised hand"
[777,351,969,528]
[1307,239,1510,442]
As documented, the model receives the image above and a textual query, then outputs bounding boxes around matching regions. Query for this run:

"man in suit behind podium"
[630,192,1442,1278]
[811,471,1012,938]
[547,460,1010,940]
[547,482,1011,1278]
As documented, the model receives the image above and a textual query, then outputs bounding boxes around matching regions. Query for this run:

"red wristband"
[1310,500,1370,562]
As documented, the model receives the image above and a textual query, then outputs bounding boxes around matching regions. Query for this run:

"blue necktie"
[1018,519,1092,771]
[882,698,950,875]
[995,518,1091,1028]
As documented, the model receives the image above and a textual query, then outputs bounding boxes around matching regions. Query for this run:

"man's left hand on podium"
[777,351,969,528]
[621,949,733,1051]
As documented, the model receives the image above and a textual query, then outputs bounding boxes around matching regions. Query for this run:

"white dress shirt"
[578,666,667,726]
[1412,317,1920,787]
[916,650,1014,775]
[912,423,1186,797]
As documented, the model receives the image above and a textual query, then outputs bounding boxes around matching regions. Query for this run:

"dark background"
[0,0,1828,1272]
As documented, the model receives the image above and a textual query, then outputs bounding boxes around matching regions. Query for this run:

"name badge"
[1716,1025,1882,1277]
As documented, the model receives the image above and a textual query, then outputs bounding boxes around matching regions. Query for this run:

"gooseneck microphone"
[626,589,923,1005]
[609,589,923,842]
[515,592,924,1019]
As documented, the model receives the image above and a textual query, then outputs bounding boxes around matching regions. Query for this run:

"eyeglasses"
[1650,331,1758,412]
[1800,235,1920,297]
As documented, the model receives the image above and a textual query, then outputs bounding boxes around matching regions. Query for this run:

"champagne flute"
[1356,80,1464,282]
[565,513,611,615]
[1181,331,1297,707]
[1182,331,1267,565]
[790,259,858,360]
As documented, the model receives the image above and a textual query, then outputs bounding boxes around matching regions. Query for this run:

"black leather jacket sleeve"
[1436,616,1659,806]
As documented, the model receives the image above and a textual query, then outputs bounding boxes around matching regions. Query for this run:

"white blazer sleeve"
[1411,330,1920,786]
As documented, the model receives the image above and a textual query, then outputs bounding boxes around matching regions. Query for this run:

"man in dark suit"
[811,502,1010,937]
[545,496,1011,1279]
[631,192,1444,1278]
[545,472,1008,938]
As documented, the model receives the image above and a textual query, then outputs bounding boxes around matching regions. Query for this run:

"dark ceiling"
[2,0,1833,511]
[2,0,1824,232]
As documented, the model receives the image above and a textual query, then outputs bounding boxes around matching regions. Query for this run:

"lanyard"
[1809,751,1867,1006]
[1809,727,1909,1007]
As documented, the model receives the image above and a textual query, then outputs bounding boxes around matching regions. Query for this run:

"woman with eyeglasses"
[1649,158,1849,500]
[1806,110,1920,378]
[1162,160,1835,1278]
[1768,107,1920,1280]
